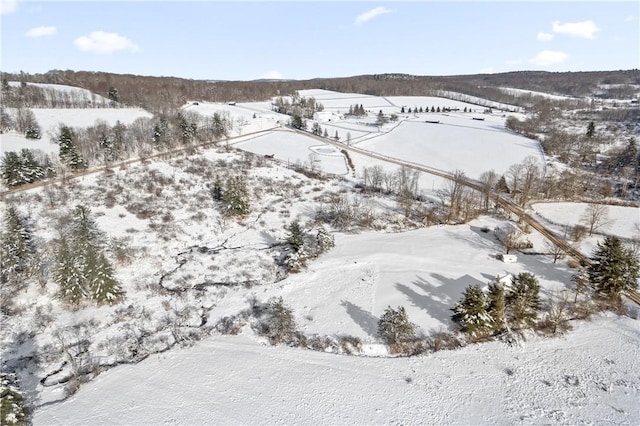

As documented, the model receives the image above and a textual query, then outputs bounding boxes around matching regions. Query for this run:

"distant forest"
[2,69,639,112]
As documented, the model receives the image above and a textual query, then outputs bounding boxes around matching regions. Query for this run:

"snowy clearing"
[355,117,543,178]
[233,130,348,175]
[0,133,59,156]
[30,108,153,139]
[33,316,640,425]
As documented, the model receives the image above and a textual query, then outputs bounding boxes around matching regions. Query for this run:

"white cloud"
[529,50,569,66]
[25,26,56,38]
[259,70,283,80]
[552,20,599,39]
[0,0,17,14]
[74,31,140,54]
[479,67,494,74]
[354,6,391,26]
[625,15,635,22]
[505,58,523,66]
[537,32,554,41]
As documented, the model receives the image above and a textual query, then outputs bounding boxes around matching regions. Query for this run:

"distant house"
[490,273,514,286]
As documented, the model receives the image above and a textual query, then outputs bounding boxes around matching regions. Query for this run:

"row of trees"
[452,273,540,335]
[273,94,324,119]
[1,78,114,109]
[0,110,234,187]
[451,235,639,337]
[0,149,56,186]
[400,105,475,114]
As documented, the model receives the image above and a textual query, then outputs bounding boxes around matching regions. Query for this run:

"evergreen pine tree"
[286,221,304,253]
[25,124,41,139]
[58,126,86,170]
[487,282,506,331]
[496,175,510,193]
[506,272,541,327]
[377,306,415,344]
[19,149,44,184]
[223,176,250,216]
[588,236,639,299]
[1,152,22,186]
[323,128,329,138]
[87,252,124,304]
[1,206,34,279]
[53,239,86,305]
[71,205,103,254]
[401,106,405,113]
[108,86,119,105]
[315,227,334,253]
[266,297,296,345]
[586,121,595,138]
[451,285,491,335]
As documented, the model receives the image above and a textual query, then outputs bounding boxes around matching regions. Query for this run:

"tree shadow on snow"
[396,274,485,330]
[340,300,379,337]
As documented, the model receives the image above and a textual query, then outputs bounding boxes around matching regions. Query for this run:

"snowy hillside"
[8,82,112,107]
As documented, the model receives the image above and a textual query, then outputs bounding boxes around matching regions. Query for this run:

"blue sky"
[1,1,638,81]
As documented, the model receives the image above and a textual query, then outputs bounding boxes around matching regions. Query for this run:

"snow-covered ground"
[0,133,59,156]
[498,87,579,101]
[33,316,640,425]
[531,202,640,256]
[354,116,543,179]
[232,130,348,175]
[1,108,154,156]
[3,86,639,426]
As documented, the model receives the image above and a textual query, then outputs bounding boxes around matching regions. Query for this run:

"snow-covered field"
[0,133,59,156]
[253,216,573,337]
[33,316,640,425]
[1,108,154,156]
[3,85,640,426]
[233,130,348,175]
[532,202,640,240]
[355,116,543,179]
[498,87,579,101]
[531,202,640,255]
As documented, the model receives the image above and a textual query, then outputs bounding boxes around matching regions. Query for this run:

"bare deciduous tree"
[581,203,610,236]
[478,169,497,211]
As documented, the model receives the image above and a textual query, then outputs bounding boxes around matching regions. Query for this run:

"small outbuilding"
[498,254,518,263]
